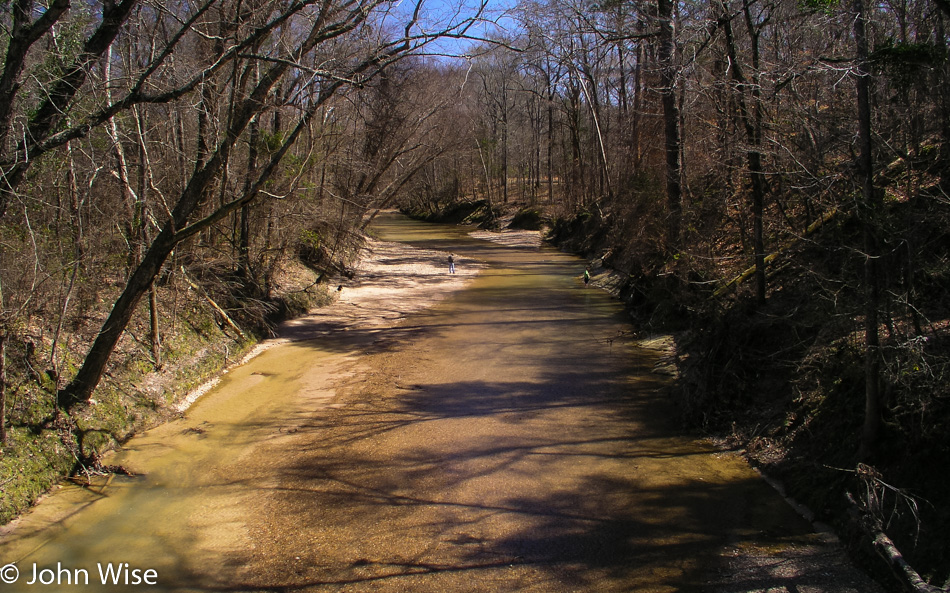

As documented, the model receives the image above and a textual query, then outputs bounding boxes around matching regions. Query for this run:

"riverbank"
[176,237,485,412]
[0,231,484,544]
[0,229,482,529]
[1,215,887,592]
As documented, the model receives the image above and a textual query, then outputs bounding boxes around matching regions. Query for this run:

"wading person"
[448,255,456,274]
[583,267,590,288]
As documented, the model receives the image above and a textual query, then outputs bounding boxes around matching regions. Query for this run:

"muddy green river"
[0,213,869,592]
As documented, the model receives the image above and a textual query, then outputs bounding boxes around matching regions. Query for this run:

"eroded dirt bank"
[0,213,882,592]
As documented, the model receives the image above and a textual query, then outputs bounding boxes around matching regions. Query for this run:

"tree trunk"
[105,46,142,276]
[0,331,6,446]
[744,0,767,305]
[49,136,83,381]
[658,0,682,249]
[0,270,6,444]
[134,106,161,369]
[149,285,161,369]
[547,67,555,204]
[940,15,950,197]
[501,83,510,205]
[719,0,768,304]
[239,116,260,284]
[632,36,644,170]
[853,0,882,460]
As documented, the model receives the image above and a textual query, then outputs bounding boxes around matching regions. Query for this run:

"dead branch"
[180,267,247,342]
[713,208,839,298]
[846,491,947,593]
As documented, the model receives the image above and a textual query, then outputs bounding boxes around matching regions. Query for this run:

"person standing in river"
[448,254,456,274]
[583,267,590,287]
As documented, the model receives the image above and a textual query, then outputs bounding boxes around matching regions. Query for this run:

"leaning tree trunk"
[59,72,280,408]
[57,10,348,409]
[58,210,193,409]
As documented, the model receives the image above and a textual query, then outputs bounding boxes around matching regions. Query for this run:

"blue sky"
[383,0,521,58]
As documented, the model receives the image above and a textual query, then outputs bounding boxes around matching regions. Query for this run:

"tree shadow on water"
[216,364,834,592]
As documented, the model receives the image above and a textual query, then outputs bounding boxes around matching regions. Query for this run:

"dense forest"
[1,0,949,590]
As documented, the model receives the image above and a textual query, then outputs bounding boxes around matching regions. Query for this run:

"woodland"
[1,0,949,590]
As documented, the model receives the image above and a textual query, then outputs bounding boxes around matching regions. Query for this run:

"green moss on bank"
[0,266,334,527]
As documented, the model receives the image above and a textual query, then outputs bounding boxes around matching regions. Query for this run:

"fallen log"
[846,492,947,593]
[180,266,247,341]
[713,208,838,298]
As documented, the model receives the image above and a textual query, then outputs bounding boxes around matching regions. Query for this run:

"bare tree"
[57,0,488,409]
[657,0,682,249]
[852,0,881,460]
[716,0,771,304]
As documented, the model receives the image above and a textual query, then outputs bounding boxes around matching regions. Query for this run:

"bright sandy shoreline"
[176,230,536,412]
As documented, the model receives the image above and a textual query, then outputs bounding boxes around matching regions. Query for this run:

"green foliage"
[20,4,93,109]
[259,131,286,155]
[872,39,946,69]
[297,228,326,269]
[477,136,497,153]
[798,0,840,13]
[300,229,322,251]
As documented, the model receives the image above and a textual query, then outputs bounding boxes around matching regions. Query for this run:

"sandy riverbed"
[0,220,884,593]
[177,233,497,412]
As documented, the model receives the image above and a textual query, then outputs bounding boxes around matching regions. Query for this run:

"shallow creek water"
[0,213,865,592]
